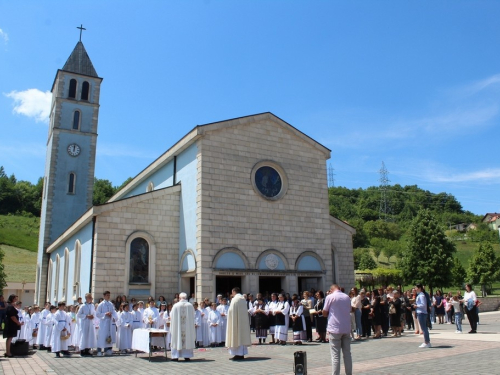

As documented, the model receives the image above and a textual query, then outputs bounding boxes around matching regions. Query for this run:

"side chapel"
[35,40,355,304]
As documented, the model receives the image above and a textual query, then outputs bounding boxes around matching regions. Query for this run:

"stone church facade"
[35,42,355,304]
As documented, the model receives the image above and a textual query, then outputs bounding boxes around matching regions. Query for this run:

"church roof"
[61,41,98,77]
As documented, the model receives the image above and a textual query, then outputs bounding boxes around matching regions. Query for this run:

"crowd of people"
[1,283,481,360]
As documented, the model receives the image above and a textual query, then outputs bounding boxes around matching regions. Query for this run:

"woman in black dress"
[371,290,382,338]
[4,294,22,357]
[389,290,402,336]
[312,290,327,342]
[360,290,371,338]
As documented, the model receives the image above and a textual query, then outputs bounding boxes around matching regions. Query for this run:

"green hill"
[0,244,37,282]
[0,214,39,252]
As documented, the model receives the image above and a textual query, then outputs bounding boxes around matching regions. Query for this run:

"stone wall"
[477,297,500,312]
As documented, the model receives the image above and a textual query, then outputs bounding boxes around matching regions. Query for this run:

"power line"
[328,163,335,188]
[379,161,391,221]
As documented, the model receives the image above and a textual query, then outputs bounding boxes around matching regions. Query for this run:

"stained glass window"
[130,238,149,283]
[255,166,282,198]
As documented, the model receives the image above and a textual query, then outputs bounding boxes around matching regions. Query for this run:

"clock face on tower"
[67,143,81,157]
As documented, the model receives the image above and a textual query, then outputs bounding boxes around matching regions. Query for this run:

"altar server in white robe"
[216,298,229,346]
[117,302,132,353]
[199,301,210,347]
[36,303,50,349]
[51,302,71,357]
[273,294,290,345]
[143,300,160,328]
[44,305,57,350]
[131,303,143,332]
[96,291,118,356]
[67,305,78,349]
[226,287,252,360]
[158,303,171,350]
[22,306,33,345]
[170,293,196,361]
[208,303,222,346]
[30,305,41,348]
[193,302,202,347]
[77,293,96,357]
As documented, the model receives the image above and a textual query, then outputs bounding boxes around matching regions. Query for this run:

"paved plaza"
[1,311,500,375]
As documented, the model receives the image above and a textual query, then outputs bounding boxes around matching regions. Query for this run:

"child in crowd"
[450,295,462,333]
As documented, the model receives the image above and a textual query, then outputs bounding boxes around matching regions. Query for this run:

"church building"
[35,41,355,304]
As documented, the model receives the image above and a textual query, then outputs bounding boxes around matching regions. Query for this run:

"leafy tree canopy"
[467,242,500,294]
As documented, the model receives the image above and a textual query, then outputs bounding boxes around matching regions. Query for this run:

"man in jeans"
[322,284,352,375]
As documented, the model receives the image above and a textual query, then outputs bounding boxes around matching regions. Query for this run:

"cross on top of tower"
[77,24,86,42]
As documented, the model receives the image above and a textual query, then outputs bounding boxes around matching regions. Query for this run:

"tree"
[0,248,7,292]
[358,251,377,270]
[93,178,116,205]
[382,240,402,264]
[450,257,466,288]
[399,209,456,295]
[370,238,384,261]
[467,242,500,296]
[364,220,401,241]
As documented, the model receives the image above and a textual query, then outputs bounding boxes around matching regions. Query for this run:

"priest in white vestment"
[170,293,196,361]
[226,287,252,360]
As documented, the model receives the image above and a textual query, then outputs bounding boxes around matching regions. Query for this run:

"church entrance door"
[216,276,241,297]
[298,277,320,294]
[259,277,281,295]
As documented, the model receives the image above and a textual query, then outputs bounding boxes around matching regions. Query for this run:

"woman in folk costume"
[30,305,41,349]
[252,297,269,344]
[290,296,307,345]
[199,301,210,348]
[193,302,203,348]
[208,303,222,347]
[44,305,57,351]
[273,293,290,345]
[36,303,51,349]
[216,298,229,346]
[117,302,132,353]
[51,302,71,357]
[76,294,96,357]
[267,293,278,344]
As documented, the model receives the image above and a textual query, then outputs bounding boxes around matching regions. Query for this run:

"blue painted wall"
[124,160,174,198]
[49,221,93,303]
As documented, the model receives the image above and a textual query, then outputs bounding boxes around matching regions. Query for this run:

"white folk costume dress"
[51,309,71,353]
[252,303,269,339]
[170,300,196,359]
[268,299,278,336]
[226,293,252,356]
[290,304,307,342]
[199,307,210,347]
[216,304,229,342]
[274,300,290,342]
[36,308,50,347]
[208,309,222,344]
[96,300,118,349]
[77,302,96,350]
[117,310,132,351]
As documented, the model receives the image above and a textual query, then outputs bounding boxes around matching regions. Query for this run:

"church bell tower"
[35,37,102,304]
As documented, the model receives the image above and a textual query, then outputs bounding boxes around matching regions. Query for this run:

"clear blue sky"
[1,1,499,216]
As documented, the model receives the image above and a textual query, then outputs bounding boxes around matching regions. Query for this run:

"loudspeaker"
[294,351,307,375]
[11,339,29,356]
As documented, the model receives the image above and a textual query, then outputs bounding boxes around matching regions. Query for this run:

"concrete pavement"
[1,311,500,375]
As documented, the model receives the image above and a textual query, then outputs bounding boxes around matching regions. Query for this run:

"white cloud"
[4,89,52,123]
[0,28,8,43]
[426,168,500,184]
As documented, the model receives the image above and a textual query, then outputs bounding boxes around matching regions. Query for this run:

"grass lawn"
[0,244,37,283]
[0,214,39,252]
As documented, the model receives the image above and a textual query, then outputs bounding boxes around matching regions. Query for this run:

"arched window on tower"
[69,79,77,99]
[72,110,81,130]
[129,238,149,283]
[68,173,76,194]
[81,81,90,101]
